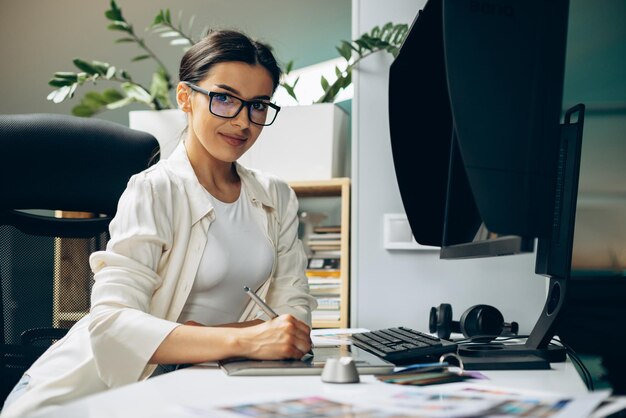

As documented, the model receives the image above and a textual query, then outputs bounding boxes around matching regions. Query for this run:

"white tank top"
[178,183,275,325]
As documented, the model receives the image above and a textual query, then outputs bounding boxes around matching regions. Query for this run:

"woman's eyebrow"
[215,83,271,101]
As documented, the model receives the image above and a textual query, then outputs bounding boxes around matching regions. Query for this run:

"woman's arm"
[264,182,318,323]
[184,319,263,328]
[150,314,311,364]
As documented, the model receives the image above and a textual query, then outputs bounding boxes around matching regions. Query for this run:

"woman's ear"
[176,82,192,113]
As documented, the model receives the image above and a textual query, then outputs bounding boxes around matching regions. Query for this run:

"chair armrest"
[20,327,69,346]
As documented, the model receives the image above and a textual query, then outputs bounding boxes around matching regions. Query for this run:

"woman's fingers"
[241,314,312,360]
[278,316,311,356]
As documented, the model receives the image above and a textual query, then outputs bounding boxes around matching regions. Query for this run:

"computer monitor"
[389,0,585,369]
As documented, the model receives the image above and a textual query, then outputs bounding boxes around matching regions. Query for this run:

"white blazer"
[2,143,317,418]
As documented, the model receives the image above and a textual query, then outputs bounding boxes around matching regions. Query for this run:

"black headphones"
[429,303,519,341]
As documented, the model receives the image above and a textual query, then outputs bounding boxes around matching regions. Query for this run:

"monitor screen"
[389,0,582,369]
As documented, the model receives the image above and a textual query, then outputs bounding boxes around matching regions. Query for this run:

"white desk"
[30,361,589,418]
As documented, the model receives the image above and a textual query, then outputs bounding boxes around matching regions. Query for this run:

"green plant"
[47,1,197,117]
[282,22,409,104]
[47,1,408,116]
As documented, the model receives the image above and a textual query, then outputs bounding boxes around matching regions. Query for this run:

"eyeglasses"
[183,82,281,126]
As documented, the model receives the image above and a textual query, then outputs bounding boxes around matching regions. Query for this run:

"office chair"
[0,114,159,402]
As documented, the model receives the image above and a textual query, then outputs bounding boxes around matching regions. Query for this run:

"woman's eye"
[214,93,232,103]
[251,102,268,111]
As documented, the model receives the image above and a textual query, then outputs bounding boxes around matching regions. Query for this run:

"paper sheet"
[311,327,369,347]
[170,382,610,418]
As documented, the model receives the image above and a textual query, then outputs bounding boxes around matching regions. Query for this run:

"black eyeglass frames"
[183,82,281,126]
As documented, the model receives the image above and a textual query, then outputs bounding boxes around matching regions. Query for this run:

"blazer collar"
[164,142,274,225]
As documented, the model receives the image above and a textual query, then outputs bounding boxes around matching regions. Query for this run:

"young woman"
[2,30,317,418]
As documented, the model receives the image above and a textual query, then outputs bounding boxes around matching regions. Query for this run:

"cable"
[552,336,594,391]
[552,337,593,391]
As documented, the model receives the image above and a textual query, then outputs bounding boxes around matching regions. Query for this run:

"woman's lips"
[219,133,247,147]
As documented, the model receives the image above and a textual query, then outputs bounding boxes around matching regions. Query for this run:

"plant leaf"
[102,88,125,103]
[76,73,90,83]
[48,78,74,87]
[344,71,352,86]
[105,66,116,79]
[118,70,132,81]
[91,61,111,75]
[381,22,394,42]
[68,83,78,98]
[284,85,298,101]
[170,38,191,46]
[320,76,329,91]
[115,37,135,43]
[84,91,108,105]
[150,69,172,109]
[392,24,409,44]
[47,86,73,103]
[107,22,130,32]
[121,82,153,104]
[53,72,79,80]
[279,79,299,102]
[105,97,135,110]
[105,0,123,22]
[132,55,151,62]
[72,104,96,117]
[285,60,294,74]
[354,39,371,52]
[336,42,352,61]
[81,94,107,111]
[73,59,99,75]
[104,10,121,22]
[151,10,165,26]
[159,31,180,38]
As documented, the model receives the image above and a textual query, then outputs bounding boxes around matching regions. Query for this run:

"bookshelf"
[289,178,350,329]
[52,211,95,328]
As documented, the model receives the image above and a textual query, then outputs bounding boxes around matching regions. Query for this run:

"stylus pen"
[243,285,278,319]
[243,285,314,360]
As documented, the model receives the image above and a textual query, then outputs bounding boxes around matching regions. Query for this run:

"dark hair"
[179,30,282,92]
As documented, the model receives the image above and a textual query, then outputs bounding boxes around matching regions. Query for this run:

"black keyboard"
[351,327,458,365]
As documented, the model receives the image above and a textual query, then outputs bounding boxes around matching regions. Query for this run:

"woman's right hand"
[235,314,312,360]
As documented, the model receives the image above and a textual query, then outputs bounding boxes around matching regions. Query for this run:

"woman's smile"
[219,132,248,147]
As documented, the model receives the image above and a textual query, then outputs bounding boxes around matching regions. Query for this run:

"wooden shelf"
[52,211,95,328]
[290,178,350,329]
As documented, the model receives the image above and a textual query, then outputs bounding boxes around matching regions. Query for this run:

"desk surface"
[31,361,588,418]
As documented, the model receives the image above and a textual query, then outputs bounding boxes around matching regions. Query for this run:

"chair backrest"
[0,114,159,398]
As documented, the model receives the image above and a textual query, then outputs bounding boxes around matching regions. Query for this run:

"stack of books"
[306,225,341,253]
[306,226,342,322]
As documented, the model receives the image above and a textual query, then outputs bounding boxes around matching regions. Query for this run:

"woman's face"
[178,61,274,165]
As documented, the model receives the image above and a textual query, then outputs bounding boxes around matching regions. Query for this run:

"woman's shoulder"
[126,160,184,200]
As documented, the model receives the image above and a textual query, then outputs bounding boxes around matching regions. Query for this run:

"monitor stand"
[455,278,569,371]
[456,105,585,371]
[452,275,570,371]
[457,343,566,371]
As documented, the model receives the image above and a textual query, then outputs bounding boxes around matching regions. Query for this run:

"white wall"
[350,0,548,333]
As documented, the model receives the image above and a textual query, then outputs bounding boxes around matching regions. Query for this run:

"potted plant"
[280,21,408,105]
[46,1,197,156]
